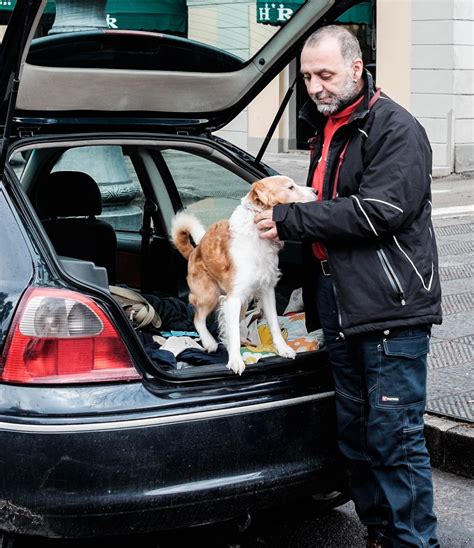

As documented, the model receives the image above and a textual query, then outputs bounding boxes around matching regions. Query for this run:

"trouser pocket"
[376,330,430,409]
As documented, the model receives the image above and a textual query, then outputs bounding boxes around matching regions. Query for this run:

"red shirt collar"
[329,94,364,120]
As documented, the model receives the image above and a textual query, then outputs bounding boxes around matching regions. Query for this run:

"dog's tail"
[170,211,206,260]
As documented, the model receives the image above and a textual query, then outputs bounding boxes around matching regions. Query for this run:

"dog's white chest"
[228,206,281,292]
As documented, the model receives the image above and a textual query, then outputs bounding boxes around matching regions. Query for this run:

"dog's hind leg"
[188,280,220,353]
[223,295,246,375]
[259,287,296,359]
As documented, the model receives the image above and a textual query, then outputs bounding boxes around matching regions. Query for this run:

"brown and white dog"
[171,175,316,375]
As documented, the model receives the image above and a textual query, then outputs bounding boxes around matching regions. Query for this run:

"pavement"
[262,150,474,479]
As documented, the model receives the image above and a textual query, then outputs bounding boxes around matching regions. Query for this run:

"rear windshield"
[1,0,307,70]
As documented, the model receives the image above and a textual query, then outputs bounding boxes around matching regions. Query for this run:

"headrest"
[36,171,102,218]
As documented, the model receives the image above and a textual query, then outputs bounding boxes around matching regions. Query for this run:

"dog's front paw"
[227,356,246,375]
[200,334,219,353]
[276,343,296,359]
[204,340,219,353]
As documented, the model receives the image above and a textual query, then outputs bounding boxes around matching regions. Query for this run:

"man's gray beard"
[311,76,359,115]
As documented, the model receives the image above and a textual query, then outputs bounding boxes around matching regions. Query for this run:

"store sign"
[257,1,305,25]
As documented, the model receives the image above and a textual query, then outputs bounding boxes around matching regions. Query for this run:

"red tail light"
[0,287,142,384]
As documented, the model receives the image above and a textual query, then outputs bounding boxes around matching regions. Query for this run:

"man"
[255,25,442,548]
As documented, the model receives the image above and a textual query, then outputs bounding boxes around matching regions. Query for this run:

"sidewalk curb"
[424,414,474,479]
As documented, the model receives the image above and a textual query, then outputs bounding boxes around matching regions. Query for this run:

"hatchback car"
[0,0,361,543]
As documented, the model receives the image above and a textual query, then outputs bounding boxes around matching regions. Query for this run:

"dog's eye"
[288,185,295,190]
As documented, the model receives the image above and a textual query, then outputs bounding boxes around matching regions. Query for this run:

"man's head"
[300,25,364,115]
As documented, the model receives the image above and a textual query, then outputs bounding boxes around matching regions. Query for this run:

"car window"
[162,149,251,227]
[51,145,144,233]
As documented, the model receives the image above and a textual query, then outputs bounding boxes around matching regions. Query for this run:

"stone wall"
[411,0,474,174]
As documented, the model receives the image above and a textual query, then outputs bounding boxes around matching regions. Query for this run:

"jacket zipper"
[377,248,406,306]
[332,282,345,339]
[325,249,345,338]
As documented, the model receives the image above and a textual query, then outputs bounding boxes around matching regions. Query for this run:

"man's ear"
[248,181,269,209]
[353,58,363,81]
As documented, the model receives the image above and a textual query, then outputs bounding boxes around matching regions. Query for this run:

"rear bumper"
[0,391,347,538]
[3,466,350,539]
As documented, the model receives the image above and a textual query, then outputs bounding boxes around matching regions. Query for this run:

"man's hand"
[254,209,280,241]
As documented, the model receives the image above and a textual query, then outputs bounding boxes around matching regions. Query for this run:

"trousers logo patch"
[381,395,400,402]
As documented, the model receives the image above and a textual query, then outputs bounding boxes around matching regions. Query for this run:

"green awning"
[106,0,187,34]
[336,2,373,25]
[2,1,188,34]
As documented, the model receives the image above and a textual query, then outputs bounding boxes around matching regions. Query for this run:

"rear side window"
[161,149,251,227]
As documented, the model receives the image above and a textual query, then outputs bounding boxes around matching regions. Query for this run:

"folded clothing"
[136,293,320,370]
[143,292,219,336]
[137,331,228,371]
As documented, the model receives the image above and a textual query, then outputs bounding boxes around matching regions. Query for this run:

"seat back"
[36,171,117,284]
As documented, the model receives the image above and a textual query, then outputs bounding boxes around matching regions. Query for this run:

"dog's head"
[247,176,316,210]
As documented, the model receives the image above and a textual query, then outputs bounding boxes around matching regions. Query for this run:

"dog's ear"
[248,180,271,209]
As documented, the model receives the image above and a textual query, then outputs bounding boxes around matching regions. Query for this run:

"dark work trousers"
[315,271,439,547]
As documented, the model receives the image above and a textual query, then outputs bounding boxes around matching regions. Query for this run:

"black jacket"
[274,71,442,336]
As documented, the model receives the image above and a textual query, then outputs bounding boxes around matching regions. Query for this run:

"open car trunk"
[9,135,326,381]
[0,0,364,382]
